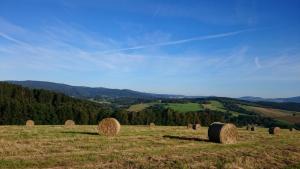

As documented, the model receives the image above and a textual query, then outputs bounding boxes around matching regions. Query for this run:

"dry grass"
[0,125,299,169]
[241,105,300,124]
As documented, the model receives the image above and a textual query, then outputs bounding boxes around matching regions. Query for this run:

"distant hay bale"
[187,123,193,129]
[208,122,238,144]
[269,127,280,135]
[192,123,201,130]
[246,124,250,130]
[289,128,293,131]
[98,118,121,136]
[251,126,255,131]
[149,123,155,127]
[65,120,75,127]
[26,120,34,126]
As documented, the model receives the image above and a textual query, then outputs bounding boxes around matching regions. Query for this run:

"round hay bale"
[289,128,294,131]
[208,122,238,144]
[187,123,193,129]
[192,123,201,130]
[26,120,34,126]
[269,127,280,135]
[149,123,155,127]
[250,126,255,131]
[65,120,75,127]
[98,118,121,136]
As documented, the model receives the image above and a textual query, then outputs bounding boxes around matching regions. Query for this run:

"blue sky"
[0,0,300,97]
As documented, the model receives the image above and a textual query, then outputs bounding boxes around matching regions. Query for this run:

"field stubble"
[0,125,299,169]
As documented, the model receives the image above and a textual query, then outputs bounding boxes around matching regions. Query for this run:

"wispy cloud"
[0,17,299,89]
[100,29,255,54]
[0,32,29,46]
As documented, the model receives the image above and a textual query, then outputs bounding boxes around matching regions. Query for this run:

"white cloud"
[0,17,299,84]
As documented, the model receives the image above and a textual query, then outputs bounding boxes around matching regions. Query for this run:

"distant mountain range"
[6,80,184,99]
[239,96,300,103]
[4,80,300,103]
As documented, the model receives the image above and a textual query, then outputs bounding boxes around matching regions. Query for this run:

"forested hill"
[239,96,300,103]
[1,82,299,128]
[6,80,183,99]
[0,82,114,125]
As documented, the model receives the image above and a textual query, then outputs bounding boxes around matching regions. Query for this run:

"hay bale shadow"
[61,131,99,135]
[163,135,209,142]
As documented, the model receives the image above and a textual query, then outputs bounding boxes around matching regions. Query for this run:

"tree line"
[0,82,114,125]
[0,83,297,129]
[118,105,294,129]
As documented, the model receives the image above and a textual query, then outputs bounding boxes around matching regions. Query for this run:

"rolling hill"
[0,82,112,125]
[240,96,300,103]
[240,105,300,124]
[6,80,183,99]
[5,81,300,103]
[1,82,299,129]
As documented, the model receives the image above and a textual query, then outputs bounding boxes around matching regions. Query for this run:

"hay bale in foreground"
[98,118,121,136]
[65,120,75,127]
[269,127,280,135]
[187,123,193,129]
[192,124,201,130]
[26,120,34,126]
[149,123,155,127]
[208,122,238,144]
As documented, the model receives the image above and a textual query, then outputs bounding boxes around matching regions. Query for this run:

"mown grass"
[127,101,239,116]
[202,101,226,112]
[128,102,203,113]
[202,101,241,116]
[240,105,300,124]
[0,125,299,169]
[127,103,153,112]
[164,103,203,113]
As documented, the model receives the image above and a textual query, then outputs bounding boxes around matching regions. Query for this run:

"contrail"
[101,28,255,54]
[0,32,29,46]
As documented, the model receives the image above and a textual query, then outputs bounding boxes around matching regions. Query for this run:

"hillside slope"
[240,105,300,124]
[0,82,111,125]
[240,96,300,103]
[6,80,183,99]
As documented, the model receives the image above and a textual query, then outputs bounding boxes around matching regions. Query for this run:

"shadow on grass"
[163,135,210,142]
[61,131,99,135]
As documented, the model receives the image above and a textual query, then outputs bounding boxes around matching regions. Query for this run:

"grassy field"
[241,105,300,124]
[0,125,300,169]
[202,101,241,116]
[127,103,153,112]
[128,102,203,113]
[126,101,300,124]
[164,103,203,113]
[202,101,226,112]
